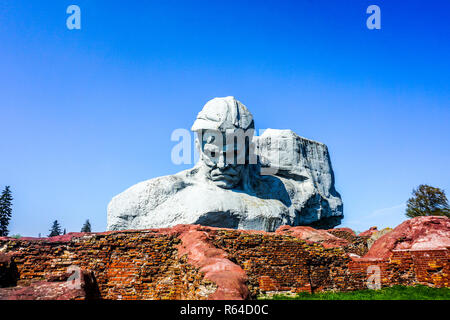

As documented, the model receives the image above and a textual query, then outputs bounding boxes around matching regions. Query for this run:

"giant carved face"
[199,130,249,189]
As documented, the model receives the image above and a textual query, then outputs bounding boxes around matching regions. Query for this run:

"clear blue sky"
[1,0,449,236]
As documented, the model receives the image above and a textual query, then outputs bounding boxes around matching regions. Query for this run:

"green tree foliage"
[406,184,450,218]
[81,219,91,232]
[0,186,13,237]
[48,220,62,237]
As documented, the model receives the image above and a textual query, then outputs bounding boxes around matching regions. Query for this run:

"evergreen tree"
[406,184,450,218]
[0,186,13,237]
[81,219,91,232]
[63,228,66,235]
[48,220,62,237]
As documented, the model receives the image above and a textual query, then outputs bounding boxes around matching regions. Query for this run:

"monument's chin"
[212,182,236,189]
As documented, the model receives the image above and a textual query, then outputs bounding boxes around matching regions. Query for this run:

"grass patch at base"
[260,285,450,300]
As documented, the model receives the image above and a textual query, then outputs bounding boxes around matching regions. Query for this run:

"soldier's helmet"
[191,96,254,133]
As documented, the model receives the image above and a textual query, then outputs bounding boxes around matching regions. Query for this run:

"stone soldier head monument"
[107,97,343,231]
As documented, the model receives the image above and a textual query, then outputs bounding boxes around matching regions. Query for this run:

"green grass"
[260,285,450,300]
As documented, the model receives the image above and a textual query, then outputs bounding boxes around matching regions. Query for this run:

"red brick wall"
[209,229,354,295]
[0,227,448,299]
[348,249,449,290]
[410,249,449,287]
[0,230,215,299]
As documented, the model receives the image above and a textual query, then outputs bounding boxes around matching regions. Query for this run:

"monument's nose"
[216,156,227,168]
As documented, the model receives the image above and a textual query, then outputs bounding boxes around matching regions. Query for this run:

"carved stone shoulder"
[107,170,193,230]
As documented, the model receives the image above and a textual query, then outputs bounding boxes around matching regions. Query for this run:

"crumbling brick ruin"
[0,219,448,300]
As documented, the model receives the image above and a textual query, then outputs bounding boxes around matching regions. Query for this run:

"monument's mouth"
[210,167,240,181]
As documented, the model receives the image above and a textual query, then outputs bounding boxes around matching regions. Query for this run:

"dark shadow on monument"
[195,211,240,229]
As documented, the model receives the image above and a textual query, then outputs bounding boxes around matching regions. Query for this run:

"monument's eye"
[204,144,220,160]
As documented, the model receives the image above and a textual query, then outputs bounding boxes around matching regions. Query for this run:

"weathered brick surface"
[325,229,371,256]
[348,249,449,289]
[410,249,449,287]
[327,228,357,242]
[0,226,448,300]
[209,229,362,296]
[0,230,215,300]
[343,236,371,256]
